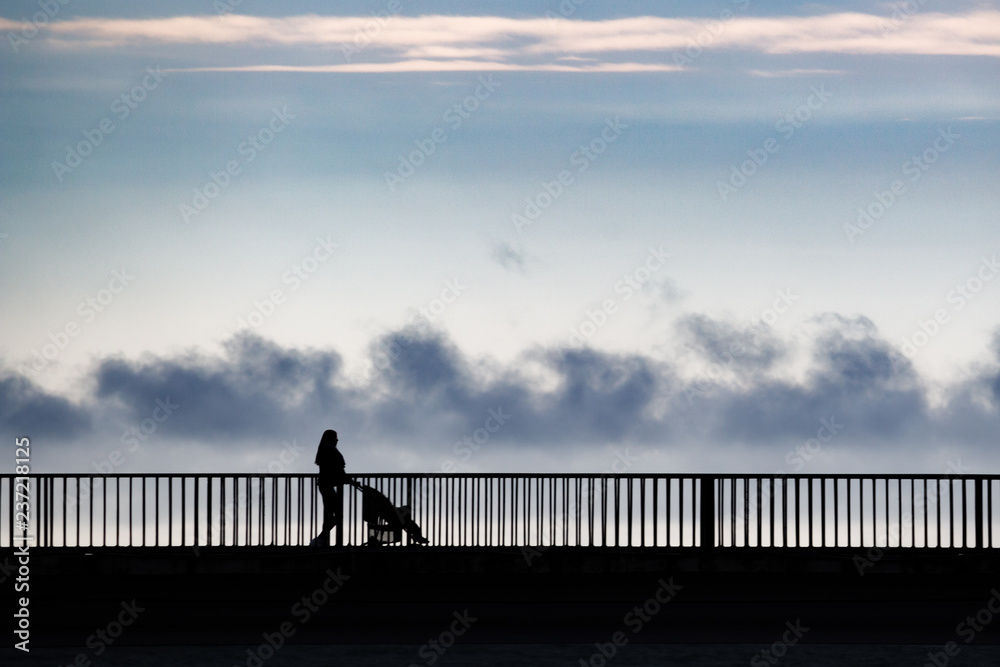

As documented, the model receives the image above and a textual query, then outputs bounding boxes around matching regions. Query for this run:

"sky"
[1,0,999,477]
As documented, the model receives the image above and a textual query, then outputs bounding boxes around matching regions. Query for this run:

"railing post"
[700,475,715,550]
[975,477,984,549]
[7,477,13,549]
[334,481,344,547]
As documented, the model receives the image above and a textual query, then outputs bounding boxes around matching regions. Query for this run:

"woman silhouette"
[311,429,347,547]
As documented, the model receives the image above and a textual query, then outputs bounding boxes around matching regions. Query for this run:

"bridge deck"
[6,544,1000,645]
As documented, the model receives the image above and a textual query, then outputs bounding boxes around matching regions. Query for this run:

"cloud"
[165,62,681,73]
[654,279,682,304]
[676,315,929,446]
[749,68,848,78]
[3,315,1000,473]
[490,241,527,273]
[678,313,786,374]
[0,372,90,439]
[166,62,682,73]
[93,336,345,440]
[3,12,997,74]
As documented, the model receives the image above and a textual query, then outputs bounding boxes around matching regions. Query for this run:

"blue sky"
[1,1,999,475]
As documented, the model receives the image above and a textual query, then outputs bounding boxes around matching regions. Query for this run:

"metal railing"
[712,475,993,548]
[2,474,997,549]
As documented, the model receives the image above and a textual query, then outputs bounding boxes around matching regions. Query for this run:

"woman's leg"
[317,483,335,545]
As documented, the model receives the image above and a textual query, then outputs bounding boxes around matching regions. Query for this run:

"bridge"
[5,473,1000,647]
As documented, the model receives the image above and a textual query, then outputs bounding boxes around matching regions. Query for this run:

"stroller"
[350,481,429,546]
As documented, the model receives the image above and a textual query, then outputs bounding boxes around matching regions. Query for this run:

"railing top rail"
[2,472,998,481]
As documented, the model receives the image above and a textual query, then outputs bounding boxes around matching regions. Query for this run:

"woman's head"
[320,429,338,447]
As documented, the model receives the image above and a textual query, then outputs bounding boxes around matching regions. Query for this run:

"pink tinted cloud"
[3,11,997,71]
